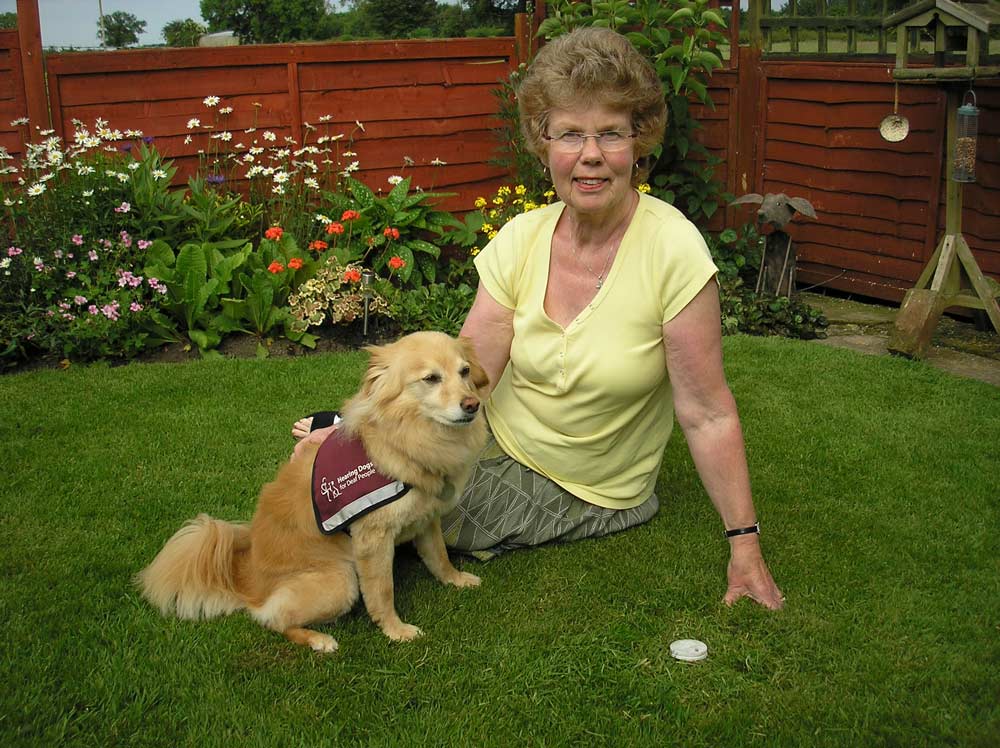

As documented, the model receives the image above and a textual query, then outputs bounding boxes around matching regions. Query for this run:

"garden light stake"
[361,269,373,337]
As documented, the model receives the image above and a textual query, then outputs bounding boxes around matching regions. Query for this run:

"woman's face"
[543,103,636,226]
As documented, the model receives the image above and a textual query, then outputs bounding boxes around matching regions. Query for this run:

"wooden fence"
[41,38,525,213]
[1,5,997,305]
[0,28,27,165]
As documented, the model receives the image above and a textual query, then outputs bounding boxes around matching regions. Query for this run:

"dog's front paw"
[451,571,481,588]
[384,622,424,642]
[309,633,339,653]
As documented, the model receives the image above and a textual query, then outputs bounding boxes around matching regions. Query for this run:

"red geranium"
[343,268,362,283]
[264,226,283,241]
[308,240,328,251]
[341,210,360,221]
[287,257,304,270]
[383,227,400,240]
[267,261,285,273]
[388,256,405,270]
[326,222,345,236]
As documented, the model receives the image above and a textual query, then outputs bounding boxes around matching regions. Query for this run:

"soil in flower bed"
[5,318,404,374]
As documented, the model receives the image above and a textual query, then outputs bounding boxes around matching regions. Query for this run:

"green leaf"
[348,178,377,210]
[666,7,695,24]
[386,177,412,212]
[407,239,440,259]
[702,10,727,27]
[625,32,653,49]
[145,240,175,268]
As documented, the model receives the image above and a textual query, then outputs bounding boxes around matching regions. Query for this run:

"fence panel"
[0,28,28,169]
[733,59,999,301]
[43,38,519,213]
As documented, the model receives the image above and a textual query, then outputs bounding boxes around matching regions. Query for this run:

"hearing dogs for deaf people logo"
[311,432,409,535]
[319,459,377,501]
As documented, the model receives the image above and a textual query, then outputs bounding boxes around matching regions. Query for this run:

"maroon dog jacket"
[311,429,409,535]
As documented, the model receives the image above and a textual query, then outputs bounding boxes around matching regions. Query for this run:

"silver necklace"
[572,239,616,289]
[569,207,633,289]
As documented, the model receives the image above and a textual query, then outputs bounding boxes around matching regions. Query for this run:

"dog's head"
[350,331,489,428]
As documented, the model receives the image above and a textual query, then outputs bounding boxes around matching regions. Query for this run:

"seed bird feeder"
[882,0,1000,358]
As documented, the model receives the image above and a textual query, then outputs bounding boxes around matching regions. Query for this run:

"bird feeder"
[953,89,979,182]
[881,0,1000,358]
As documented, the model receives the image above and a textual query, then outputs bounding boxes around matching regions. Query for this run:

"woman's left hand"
[723,538,785,610]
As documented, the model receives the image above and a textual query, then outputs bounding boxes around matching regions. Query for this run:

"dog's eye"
[459,365,471,377]
[422,373,441,384]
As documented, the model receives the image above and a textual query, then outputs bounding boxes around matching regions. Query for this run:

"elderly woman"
[296,27,783,609]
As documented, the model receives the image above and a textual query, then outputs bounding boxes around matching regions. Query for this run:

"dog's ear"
[458,336,490,391]
[359,344,404,403]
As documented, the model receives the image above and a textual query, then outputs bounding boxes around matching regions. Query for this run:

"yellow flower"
[493,196,504,205]
[523,201,538,211]
[638,182,651,193]
[488,209,499,219]
[515,184,526,195]
[544,189,555,199]
[471,247,481,256]
[487,231,498,239]
[474,196,487,209]
[497,185,511,197]
[481,223,494,233]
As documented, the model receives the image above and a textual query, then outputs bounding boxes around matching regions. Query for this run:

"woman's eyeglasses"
[542,131,636,153]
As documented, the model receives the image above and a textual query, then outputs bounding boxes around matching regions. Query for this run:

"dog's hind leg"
[250,569,359,653]
[414,518,481,588]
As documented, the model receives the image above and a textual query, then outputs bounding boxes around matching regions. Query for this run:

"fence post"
[16,0,49,137]
[514,13,530,66]
[746,0,764,50]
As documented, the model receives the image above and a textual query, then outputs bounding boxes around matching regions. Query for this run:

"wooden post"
[514,13,530,67]
[287,62,303,148]
[16,0,49,137]
[747,0,764,50]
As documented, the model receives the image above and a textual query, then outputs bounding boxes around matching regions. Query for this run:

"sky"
[0,0,207,48]
[0,0,446,48]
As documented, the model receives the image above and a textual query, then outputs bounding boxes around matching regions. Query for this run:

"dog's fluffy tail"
[136,513,249,620]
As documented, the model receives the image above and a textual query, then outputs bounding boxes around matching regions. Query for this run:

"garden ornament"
[730,192,817,297]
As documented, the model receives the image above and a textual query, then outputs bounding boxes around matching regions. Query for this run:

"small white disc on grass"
[669,639,708,662]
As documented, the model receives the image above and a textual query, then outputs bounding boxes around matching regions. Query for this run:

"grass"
[1,336,998,747]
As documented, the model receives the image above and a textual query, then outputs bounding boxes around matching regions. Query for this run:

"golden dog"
[137,331,489,652]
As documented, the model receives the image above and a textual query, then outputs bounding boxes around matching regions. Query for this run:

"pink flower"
[74,295,88,305]
[88,305,98,315]
[101,302,120,320]
[114,201,131,213]
[7,246,22,257]
[130,302,143,312]
[66,271,76,279]
[71,235,84,246]
[137,240,152,250]
[88,250,98,261]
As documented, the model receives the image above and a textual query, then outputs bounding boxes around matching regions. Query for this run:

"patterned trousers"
[441,432,659,560]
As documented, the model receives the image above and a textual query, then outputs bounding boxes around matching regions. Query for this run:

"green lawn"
[2,336,998,747]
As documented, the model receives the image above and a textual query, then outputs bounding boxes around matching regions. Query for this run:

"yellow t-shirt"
[474,192,718,509]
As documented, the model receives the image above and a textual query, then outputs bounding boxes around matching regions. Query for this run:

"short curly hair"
[517,27,667,185]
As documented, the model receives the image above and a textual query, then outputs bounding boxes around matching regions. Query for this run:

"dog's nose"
[461,397,480,415]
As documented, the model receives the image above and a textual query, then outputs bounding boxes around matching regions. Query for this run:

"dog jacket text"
[311,430,409,534]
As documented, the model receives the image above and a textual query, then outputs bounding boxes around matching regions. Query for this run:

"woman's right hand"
[292,424,338,461]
